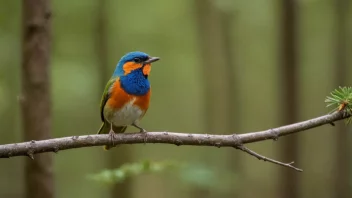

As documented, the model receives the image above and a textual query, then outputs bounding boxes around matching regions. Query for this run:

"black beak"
[144,57,160,64]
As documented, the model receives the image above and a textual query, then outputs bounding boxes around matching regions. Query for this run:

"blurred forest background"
[0,0,352,198]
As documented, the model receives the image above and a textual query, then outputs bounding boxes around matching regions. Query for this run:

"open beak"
[144,57,160,64]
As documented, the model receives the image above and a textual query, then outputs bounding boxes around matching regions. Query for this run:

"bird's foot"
[108,129,116,147]
[132,123,148,143]
[140,130,148,144]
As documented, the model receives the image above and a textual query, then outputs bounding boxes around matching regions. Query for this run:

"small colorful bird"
[98,51,160,150]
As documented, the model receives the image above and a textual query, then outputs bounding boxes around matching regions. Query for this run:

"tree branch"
[236,145,302,171]
[0,111,349,172]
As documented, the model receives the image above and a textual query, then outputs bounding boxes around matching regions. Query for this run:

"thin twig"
[0,111,349,172]
[236,145,303,172]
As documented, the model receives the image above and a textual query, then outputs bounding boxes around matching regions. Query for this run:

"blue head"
[113,51,160,95]
[113,51,159,77]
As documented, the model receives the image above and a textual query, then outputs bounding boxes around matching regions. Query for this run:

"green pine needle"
[325,86,352,124]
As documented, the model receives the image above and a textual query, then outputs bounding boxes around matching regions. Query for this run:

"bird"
[98,51,160,150]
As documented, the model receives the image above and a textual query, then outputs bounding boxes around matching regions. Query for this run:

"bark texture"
[21,0,53,198]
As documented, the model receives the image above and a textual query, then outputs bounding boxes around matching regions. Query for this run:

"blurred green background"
[0,0,352,198]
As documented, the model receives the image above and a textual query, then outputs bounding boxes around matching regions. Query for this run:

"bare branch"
[236,145,302,172]
[0,111,349,172]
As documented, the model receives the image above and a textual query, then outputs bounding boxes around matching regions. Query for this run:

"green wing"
[99,78,117,122]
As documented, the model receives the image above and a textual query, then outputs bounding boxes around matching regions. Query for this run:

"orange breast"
[107,79,151,111]
[134,87,151,111]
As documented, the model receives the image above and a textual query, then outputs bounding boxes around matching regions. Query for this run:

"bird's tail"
[97,122,109,135]
[98,122,127,150]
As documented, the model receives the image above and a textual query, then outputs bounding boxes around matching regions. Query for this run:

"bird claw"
[132,123,148,143]
[140,130,148,144]
[108,130,116,147]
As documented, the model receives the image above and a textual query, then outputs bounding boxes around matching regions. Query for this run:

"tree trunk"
[96,1,132,197]
[279,0,299,198]
[220,9,241,198]
[334,0,350,197]
[21,1,53,198]
[194,0,238,197]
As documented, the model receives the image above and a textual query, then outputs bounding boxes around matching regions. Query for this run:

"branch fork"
[0,111,349,172]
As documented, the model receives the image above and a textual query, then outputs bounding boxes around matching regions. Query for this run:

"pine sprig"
[325,86,352,124]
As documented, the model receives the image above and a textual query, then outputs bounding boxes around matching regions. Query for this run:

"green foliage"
[87,160,182,184]
[325,86,352,124]
[87,160,237,192]
[177,163,238,192]
[179,164,215,188]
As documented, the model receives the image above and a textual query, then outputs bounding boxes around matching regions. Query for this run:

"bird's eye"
[133,58,142,63]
